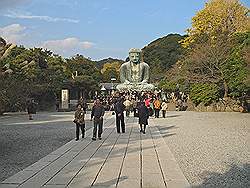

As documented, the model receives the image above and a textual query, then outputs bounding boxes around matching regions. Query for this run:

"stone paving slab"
[0,114,190,188]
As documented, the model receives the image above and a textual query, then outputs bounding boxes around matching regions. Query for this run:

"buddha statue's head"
[129,48,141,64]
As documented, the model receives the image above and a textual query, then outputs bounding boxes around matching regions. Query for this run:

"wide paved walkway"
[0,114,189,188]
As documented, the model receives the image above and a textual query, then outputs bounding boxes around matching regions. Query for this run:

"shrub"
[190,83,220,106]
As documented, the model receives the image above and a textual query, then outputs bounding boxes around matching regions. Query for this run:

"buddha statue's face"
[129,52,140,64]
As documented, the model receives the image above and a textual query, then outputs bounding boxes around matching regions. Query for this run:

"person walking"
[27,99,37,120]
[161,100,168,118]
[138,102,149,134]
[153,98,161,118]
[114,98,126,133]
[91,99,105,140]
[73,104,85,141]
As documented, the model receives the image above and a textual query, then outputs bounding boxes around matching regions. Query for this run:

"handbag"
[134,108,139,117]
[148,107,154,116]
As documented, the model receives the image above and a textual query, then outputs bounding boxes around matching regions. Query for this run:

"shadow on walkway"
[93,176,128,187]
[193,163,250,188]
[166,114,181,118]
[155,125,178,138]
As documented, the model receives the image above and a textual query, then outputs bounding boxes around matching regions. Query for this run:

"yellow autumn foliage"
[101,61,121,74]
[181,0,249,48]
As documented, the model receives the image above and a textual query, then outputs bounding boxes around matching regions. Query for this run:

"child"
[73,104,85,141]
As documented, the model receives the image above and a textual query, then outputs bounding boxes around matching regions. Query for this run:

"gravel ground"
[156,111,250,188]
[0,111,93,182]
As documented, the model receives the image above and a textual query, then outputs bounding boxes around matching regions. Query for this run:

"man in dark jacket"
[91,99,105,140]
[114,98,126,133]
[138,101,149,134]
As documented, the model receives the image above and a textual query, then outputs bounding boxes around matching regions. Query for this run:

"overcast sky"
[0,0,249,60]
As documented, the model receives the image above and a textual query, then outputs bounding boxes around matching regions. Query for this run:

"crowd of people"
[73,91,189,141]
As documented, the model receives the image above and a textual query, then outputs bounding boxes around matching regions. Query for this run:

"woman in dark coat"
[138,101,149,134]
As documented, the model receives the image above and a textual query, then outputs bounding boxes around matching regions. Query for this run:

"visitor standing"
[123,98,132,117]
[91,99,105,140]
[138,102,149,134]
[73,104,85,141]
[153,98,161,118]
[114,98,126,133]
[27,99,37,120]
[161,100,168,118]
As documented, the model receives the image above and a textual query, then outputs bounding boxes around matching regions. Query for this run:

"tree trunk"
[223,80,228,98]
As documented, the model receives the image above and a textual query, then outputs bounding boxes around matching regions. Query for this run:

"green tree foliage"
[65,54,102,94]
[0,74,29,113]
[101,61,121,82]
[142,34,186,82]
[0,46,67,112]
[226,32,249,98]
[190,83,220,106]
[181,0,249,100]
[95,58,124,70]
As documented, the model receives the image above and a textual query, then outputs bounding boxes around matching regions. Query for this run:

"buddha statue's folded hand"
[124,80,131,85]
[140,80,148,84]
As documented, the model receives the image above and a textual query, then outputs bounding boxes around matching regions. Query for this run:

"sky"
[0,0,249,61]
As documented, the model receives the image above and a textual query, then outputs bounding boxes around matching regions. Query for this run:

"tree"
[65,55,102,97]
[181,0,249,48]
[181,0,249,98]
[101,61,121,82]
[0,45,68,112]
[142,34,186,82]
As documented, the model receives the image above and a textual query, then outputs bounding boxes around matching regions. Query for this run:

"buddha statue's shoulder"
[121,61,130,66]
[141,62,150,68]
[120,61,130,69]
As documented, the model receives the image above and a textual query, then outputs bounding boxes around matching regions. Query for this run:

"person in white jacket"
[161,101,168,118]
[123,98,132,117]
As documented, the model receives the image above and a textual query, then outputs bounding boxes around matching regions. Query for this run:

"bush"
[190,83,220,106]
